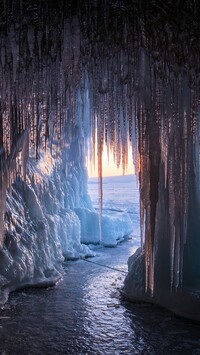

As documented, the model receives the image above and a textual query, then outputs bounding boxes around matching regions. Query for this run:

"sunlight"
[87,144,135,177]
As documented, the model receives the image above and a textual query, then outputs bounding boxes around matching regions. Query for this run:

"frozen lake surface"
[0,175,199,354]
[88,174,141,243]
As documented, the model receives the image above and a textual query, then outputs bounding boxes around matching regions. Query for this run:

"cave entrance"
[87,144,140,248]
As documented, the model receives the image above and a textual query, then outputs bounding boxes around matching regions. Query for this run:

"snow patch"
[75,207,134,246]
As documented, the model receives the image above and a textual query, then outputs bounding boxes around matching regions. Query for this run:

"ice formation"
[0,1,199,318]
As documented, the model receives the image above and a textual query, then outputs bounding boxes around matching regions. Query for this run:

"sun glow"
[87,145,135,177]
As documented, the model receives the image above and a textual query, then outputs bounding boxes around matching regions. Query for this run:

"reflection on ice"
[0,239,199,354]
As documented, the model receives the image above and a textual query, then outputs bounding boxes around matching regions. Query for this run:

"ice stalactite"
[97,137,103,242]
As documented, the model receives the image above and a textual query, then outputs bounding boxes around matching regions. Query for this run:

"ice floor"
[0,239,199,354]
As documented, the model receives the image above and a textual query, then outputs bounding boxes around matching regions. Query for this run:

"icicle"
[140,198,144,250]
[27,26,35,58]
[0,151,7,248]
[20,131,29,182]
[9,24,19,82]
[98,146,103,243]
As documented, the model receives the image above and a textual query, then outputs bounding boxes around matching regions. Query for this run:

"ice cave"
[0,0,199,331]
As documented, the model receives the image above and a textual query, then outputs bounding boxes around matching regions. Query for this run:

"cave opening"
[86,141,140,248]
[0,3,199,352]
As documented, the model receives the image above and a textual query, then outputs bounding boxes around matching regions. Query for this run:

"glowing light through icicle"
[87,143,134,177]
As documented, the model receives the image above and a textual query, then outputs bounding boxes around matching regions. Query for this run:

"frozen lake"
[0,175,199,354]
[88,174,141,244]
[88,174,139,211]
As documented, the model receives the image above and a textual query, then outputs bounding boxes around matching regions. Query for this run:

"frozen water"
[88,174,140,246]
[0,145,96,304]
[0,239,199,355]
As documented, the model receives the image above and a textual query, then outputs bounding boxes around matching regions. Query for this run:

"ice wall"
[0,137,96,303]
[0,103,133,303]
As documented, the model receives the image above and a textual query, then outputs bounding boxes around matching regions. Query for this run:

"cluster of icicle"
[0,0,199,293]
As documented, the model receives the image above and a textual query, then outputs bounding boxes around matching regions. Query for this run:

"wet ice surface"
[0,240,199,355]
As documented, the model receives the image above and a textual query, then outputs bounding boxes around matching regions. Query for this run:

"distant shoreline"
[88,174,135,180]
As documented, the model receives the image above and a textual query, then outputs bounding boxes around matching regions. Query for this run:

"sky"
[87,145,135,177]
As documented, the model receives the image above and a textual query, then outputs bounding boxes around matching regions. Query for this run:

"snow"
[75,206,134,247]
[87,174,140,246]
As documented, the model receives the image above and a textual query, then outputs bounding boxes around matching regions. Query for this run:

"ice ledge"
[122,248,200,323]
[0,273,63,306]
